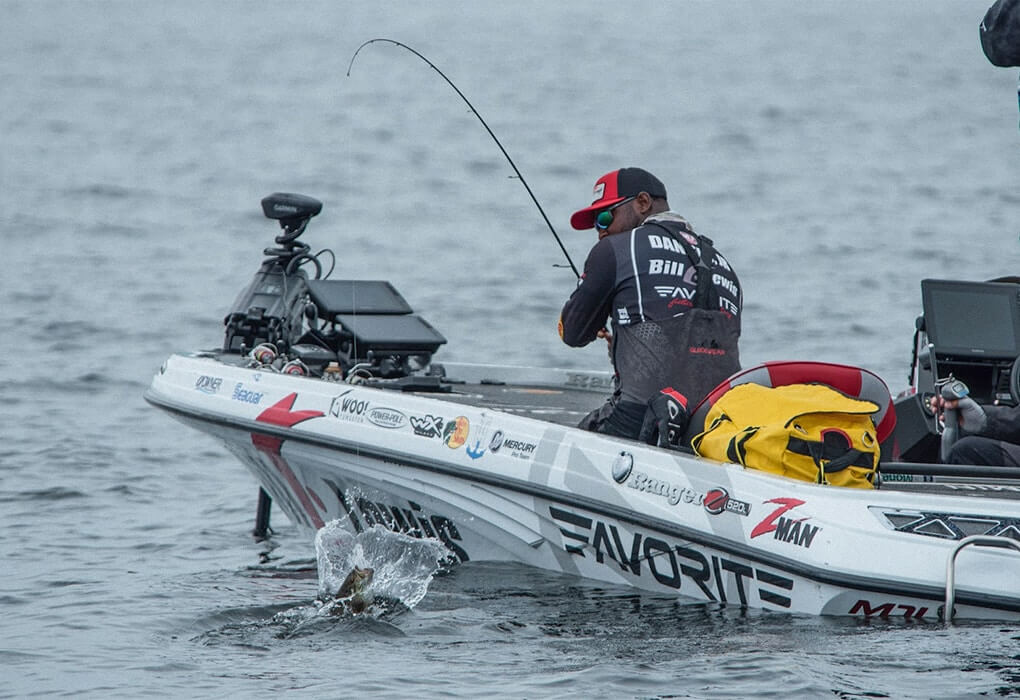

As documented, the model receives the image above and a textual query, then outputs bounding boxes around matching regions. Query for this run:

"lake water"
[3,1,1020,697]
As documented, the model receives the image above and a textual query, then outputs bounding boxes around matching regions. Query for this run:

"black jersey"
[560,214,740,345]
[560,213,742,407]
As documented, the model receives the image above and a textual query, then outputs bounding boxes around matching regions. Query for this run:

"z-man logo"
[751,498,821,549]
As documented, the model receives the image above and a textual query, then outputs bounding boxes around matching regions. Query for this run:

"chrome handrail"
[945,535,1020,623]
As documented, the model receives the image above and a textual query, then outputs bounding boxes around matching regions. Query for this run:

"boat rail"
[945,535,1020,623]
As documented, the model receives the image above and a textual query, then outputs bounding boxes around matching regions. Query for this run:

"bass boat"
[146,193,1020,621]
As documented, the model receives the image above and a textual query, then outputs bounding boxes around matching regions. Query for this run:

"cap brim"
[570,196,626,230]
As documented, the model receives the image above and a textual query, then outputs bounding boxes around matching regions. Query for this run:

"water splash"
[314,520,449,610]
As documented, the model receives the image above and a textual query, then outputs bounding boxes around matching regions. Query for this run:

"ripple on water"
[0,486,88,504]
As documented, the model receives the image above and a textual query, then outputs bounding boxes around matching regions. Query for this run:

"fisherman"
[931,394,1020,466]
[559,168,742,442]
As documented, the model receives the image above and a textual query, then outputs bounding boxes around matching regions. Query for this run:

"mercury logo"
[489,430,504,452]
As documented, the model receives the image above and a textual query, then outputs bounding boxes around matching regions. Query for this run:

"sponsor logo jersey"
[559,213,741,347]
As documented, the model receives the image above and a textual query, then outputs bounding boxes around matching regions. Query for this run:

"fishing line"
[346,38,580,278]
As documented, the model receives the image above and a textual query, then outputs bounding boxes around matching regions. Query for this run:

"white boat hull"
[148,353,1020,620]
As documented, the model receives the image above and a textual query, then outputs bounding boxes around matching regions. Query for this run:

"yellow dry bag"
[691,383,880,488]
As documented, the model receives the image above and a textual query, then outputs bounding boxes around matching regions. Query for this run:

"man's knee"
[579,400,646,439]
[948,435,1019,466]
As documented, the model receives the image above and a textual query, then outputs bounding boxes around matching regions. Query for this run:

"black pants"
[948,435,1020,467]
[578,398,647,439]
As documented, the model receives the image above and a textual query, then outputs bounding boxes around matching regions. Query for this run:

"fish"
[328,565,375,615]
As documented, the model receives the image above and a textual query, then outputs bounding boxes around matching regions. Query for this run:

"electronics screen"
[306,280,413,316]
[337,314,447,355]
[921,279,1020,359]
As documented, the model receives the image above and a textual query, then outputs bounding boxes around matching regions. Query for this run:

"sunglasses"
[594,196,636,230]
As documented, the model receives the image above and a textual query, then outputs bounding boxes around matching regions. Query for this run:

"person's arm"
[559,240,616,347]
[931,396,1020,443]
[980,403,1020,443]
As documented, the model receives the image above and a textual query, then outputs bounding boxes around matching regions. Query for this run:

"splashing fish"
[328,566,374,615]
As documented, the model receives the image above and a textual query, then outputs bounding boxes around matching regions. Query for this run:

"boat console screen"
[306,280,413,316]
[921,279,1020,359]
[337,313,447,355]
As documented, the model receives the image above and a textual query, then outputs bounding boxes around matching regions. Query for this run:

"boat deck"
[414,381,603,428]
[359,361,610,429]
[386,376,1020,501]
[206,351,1020,503]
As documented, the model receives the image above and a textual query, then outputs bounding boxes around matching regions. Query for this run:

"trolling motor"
[222,193,323,355]
[222,193,447,381]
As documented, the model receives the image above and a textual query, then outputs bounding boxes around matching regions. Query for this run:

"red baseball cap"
[570,168,668,230]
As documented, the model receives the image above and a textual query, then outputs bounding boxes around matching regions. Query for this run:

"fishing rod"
[346,38,580,279]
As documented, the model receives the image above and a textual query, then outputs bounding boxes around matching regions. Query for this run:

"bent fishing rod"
[347,38,580,278]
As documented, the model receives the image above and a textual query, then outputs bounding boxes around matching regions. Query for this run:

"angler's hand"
[638,387,690,449]
[597,328,612,347]
[930,395,962,429]
[929,395,959,413]
[929,394,987,433]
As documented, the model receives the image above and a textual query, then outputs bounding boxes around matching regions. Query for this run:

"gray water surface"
[2,1,1019,697]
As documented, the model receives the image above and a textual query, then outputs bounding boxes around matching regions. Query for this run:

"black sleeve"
[980,404,1020,444]
[559,239,616,347]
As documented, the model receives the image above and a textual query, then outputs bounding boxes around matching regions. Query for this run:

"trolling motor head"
[260,193,323,273]
[222,193,324,354]
[262,192,322,238]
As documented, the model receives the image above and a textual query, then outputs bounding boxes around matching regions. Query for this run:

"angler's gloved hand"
[934,379,988,433]
[639,387,690,449]
[934,378,988,463]
[956,397,988,433]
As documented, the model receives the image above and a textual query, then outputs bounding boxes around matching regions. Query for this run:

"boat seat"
[682,360,897,449]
